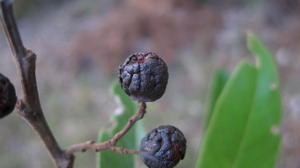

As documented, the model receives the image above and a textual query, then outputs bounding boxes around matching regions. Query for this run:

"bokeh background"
[0,0,300,167]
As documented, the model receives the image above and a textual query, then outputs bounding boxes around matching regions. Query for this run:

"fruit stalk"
[66,102,146,154]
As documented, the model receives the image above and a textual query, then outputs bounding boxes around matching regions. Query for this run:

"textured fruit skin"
[0,73,17,119]
[140,125,187,168]
[119,52,168,102]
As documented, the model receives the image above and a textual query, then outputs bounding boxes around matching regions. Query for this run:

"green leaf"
[232,33,282,168]
[196,33,282,168]
[205,69,229,129]
[196,62,258,168]
[97,81,137,168]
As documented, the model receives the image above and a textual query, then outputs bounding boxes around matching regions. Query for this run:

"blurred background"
[0,0,300,167]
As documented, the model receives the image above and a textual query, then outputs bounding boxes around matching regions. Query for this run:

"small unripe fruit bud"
[140,125,187,168]
[0,73,17,119]
[119,52,168,102]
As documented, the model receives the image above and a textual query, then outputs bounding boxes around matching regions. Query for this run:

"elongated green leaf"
[196,62,258,168]
[196,34,282,168]
[232,33,282,168]
[97,81,137,168]
[205,69,229,129]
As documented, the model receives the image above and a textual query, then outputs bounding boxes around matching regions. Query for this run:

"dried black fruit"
[0,73,17,119]
[140,125,187,168]
[119,52,168,102]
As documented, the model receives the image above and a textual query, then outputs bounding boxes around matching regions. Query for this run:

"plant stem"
[0,2,74,168]
[0,1,145,168]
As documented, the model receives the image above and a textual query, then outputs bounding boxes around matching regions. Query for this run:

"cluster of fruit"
[0,52,187,168]
[119,52,186,168]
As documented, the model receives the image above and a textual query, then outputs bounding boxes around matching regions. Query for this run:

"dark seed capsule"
[0,73,17,119]
[119,52,168,102]
[140,125,187,168]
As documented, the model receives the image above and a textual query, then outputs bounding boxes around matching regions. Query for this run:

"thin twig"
[0,2,74,168]
[66,102,146,155]
[110,146,139,155]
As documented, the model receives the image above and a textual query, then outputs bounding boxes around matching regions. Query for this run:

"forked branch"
[66,102,146,155]
[0,1,145,168]
[0,1,74,168]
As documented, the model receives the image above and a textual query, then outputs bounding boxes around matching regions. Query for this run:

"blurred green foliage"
[205,69,229,129]
[196,33,282,168]
[197,61,258,168]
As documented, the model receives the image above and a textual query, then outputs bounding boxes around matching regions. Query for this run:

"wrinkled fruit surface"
[0,73,17,119]
[119,52,168,102]
[140,125,187,168]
